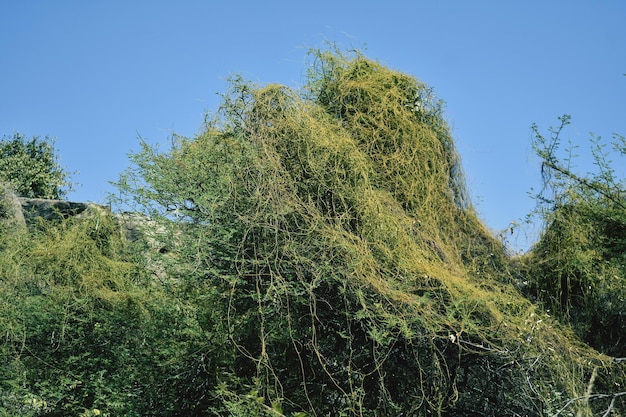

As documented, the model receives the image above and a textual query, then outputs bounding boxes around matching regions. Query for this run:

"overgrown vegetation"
[1,49,624,416]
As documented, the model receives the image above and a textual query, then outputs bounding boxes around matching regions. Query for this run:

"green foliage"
[2,49,624,417]
[114,48,625,415]
[0,212,208,416]
[0,133,73,199]
[524,116,626,358]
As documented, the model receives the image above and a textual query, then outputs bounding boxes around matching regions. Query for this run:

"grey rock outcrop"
[0,183,26,232]
[19,198,92,222]
[117,211,169,249]
[0,182,109,232]
[0,185,174,281]
[116,211,177,281]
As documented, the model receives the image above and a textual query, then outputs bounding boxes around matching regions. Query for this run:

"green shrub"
[0,212,207,416]
[2,49,624,417]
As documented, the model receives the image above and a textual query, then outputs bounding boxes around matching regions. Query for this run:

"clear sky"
[1,1,625,251]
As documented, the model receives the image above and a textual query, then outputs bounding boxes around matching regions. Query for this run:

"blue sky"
[1,1,625,251]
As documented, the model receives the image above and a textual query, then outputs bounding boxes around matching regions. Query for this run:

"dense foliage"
[0,133,73,199]
[1,49,624,416]
[523,116,626,358]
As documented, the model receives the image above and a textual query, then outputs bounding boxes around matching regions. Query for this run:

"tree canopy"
[0,133,73,199]
[523,116,626,358]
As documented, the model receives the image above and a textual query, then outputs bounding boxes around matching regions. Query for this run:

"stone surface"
[0,183,109,230]
[19,198,91,222]
[0,183,26,231]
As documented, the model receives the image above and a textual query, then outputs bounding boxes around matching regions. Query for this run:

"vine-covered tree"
[0,133,73,199]
[113,49,626,416]
[2,50,624,417]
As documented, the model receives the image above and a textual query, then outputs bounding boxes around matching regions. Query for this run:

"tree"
[0,133,73,199]
[524,116,626,359]
[113,49,625,416]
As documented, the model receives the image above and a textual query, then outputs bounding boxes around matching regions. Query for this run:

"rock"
[0,184,111,232]
[116,212,168,248]
[0,182,27,232]
[116,211,177,281]
[19,198,90,222]
[15,198,110,227]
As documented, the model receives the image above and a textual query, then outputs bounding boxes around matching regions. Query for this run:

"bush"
[0,212,207,417]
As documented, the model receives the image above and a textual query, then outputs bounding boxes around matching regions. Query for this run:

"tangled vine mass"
[1,48,624,416]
